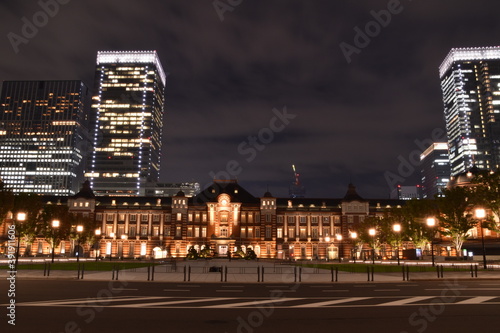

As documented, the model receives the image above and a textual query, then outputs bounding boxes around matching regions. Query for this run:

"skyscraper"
[0,80,90,195]
[88,51,166,196]
[420,142,450,198]
[439,46,500,176]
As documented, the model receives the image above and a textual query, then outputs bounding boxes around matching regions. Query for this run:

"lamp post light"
[76,225,83,263]
[95,229,101,262]
[393,223,401,265]
[336,234,343,263]
[324,235,330,261]
[51,220,60,263]
[350,232,358,264]
[109,232,115,261]
[426,217,436,267]
[14,212,26,269]
[369,228,376,264]
[475,208,487,270]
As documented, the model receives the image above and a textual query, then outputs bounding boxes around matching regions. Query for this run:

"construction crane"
[289,164,306,198]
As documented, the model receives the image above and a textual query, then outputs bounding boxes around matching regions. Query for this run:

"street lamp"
[336,234,343,263]
[475,208,487,269]
[350,232,358,264]
[324,235,330,261]
[14,212,26,269]
[51,220,60,263]
[369,228,376,264]
[76,225,83,263]
[393,223,401,265]
[426,217,436,267]
[95,229,101,261]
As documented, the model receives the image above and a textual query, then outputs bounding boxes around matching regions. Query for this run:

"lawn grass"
[0,261,157,271]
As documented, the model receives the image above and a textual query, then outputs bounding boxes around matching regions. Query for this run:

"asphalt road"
[2,279,500,333]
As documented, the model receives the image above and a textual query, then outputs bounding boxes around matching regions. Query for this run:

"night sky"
[1,0,500,199]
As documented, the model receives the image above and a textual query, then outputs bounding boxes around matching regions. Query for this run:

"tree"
[70,213,100,255]
[0,180,14,226]
[354,216,382,256]
[39,204,72,262]
[186,246,199,260]
[12,193,43,256]
[435,187,476,255]
[398,199,437,250]
[472,170,500,232]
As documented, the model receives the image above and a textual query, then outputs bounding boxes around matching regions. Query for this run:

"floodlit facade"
[420,142,451,198]
[439,46,500,176]
[88,51,166,196]
[0,80,90,195]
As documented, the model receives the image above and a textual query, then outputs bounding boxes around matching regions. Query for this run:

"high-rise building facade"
[0,80,90,195]
[420,142,451,198]
[439,46,500,176]
[88,51,166,196]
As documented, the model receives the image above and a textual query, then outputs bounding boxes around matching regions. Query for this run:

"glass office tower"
[0,80,90,195]
[88,51,166,196]
[420,142,451,198]
[439,46,500,176]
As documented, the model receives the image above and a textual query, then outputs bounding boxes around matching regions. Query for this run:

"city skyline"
[2,1,500,198]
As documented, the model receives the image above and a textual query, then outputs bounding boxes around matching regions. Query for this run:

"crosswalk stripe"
[376,296,434,306]
[455,296,496,304]
[292,297,370,308]
[18,296,166,306]
[203,298,302,308]
[113,297,234,308]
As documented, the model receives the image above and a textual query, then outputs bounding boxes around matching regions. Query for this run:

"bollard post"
[440,265,444,278]
[44,262,47,277]
[257,266,260,282]
[116,265,119,280]
[294,267,297,283]
[112,267,115,281]
[335,267,338,282]
[81,264,85,280]
[188,265,191,282]
[77,263,81,279]
[47,263,51,277]
[152,264,155,281]
[371,266,374,281]
[436,265,440,278]
[402,265,406,281]
[262,266,264,282]
[224,266,228,282]
[183,266,186,282]
[475,265,478,278]
[299,267,302,282]
[331,266,334,282]
[406,266,410,281]
[470,264,474,278]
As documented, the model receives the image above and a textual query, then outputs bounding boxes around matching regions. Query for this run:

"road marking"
[397,284,419,287]
[19,296,167,306]
[455,296,497,304]
[216,290,243,292]
[176,284,200,287]
[163,289,190,292]
[203,298,301,308]
[292,297,370,308]
[220,285,245,288]
[374,289,400,292]
[112,288,137,291]
[113,297,233,308]
[426,288,500,291]
[376,296,434,307]
[322,290,350,292]
[269,289,296,293]
[354,285,374,288]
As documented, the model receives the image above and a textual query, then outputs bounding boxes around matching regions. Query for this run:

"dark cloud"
[1,0,499,198]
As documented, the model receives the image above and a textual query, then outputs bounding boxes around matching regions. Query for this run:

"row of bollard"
[39,263,481,282]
